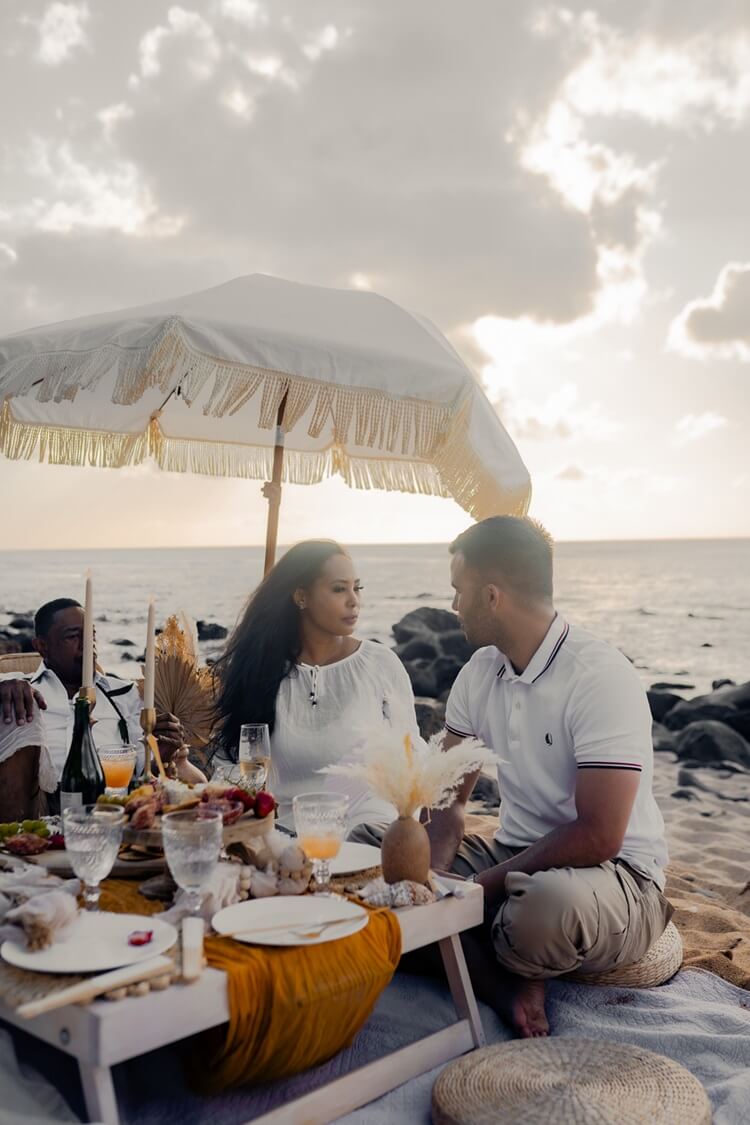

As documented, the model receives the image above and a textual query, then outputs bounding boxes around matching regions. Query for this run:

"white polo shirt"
[446,614,668,889]
[0,663,144,780]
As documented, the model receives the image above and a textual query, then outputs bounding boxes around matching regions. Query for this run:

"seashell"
[277,874,309,896]
[249,864,279,898]
[127,980,151,997]
[104,987,128,1001]
[356,877,436,908]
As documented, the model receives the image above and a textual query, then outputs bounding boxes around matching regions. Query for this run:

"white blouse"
[270,640,420,830]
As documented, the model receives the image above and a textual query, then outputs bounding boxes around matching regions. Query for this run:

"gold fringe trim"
[2,371,532,519]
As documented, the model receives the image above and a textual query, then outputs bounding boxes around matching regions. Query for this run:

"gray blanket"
[2,967,749,1123]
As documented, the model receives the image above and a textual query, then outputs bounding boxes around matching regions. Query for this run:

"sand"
[467,751,750,990]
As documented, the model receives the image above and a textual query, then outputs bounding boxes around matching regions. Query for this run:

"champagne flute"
[238,723,272,790]
[293,792,349,895]
[162,809,223,917]
[63,804,125,911]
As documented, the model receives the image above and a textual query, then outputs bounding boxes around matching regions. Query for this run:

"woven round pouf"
[567,921,683,988]
[431,1039,711,1125]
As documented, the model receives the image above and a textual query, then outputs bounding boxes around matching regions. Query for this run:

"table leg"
[439,933,486,1047]
[79,1062,119,1125]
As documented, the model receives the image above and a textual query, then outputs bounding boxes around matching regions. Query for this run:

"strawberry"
[223,787,256,813]
[254,791,276,820]
[128,930,153,947]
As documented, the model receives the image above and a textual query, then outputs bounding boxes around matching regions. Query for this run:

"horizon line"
[1,534,749,553]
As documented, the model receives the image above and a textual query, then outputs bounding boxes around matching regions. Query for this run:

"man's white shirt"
[446,615,668,889]
[0,663,143,780]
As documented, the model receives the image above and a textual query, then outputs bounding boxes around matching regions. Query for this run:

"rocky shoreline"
[390,606,750,811]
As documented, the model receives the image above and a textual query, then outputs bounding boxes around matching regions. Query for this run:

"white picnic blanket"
[2,967,748,1124]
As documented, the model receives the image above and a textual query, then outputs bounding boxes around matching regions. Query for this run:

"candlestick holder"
[139,707,167,782]
[78,685,96,711]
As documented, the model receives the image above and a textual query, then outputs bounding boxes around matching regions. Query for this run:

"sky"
[1,0,749,549]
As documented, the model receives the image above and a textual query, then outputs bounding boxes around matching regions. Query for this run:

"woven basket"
[568,921,683,988]
[431,1039,711,1125]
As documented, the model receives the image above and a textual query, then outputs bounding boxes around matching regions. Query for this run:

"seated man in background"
[0,599,202,797]
[428,517,672,1038]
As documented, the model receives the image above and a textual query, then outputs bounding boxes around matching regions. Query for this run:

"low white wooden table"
[0,880,485,1125]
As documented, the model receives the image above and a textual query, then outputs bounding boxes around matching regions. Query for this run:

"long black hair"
[212,539,349,761]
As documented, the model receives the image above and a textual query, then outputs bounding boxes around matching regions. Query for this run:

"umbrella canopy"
[0,275,530,521]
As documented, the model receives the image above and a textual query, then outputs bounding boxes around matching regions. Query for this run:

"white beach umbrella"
[0,274,530,570]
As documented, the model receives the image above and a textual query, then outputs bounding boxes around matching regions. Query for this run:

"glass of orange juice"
[99,745,138,796]
[293,792,349,895]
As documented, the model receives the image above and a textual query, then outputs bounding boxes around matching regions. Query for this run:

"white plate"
[1,913,177,974]
[29,851,166,879]
[329,841,381,876]
[213,896,368,947]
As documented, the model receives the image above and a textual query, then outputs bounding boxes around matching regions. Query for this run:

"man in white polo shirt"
[428,516,671,1039]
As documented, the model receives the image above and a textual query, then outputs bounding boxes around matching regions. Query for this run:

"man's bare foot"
[510,978,549,1038]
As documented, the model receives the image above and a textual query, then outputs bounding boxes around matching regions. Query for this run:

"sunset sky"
[1,1,749,548]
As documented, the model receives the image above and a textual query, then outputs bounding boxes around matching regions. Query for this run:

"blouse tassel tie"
[309,665,319,708]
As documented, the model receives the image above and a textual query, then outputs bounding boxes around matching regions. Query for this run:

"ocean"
[1,539,748,696]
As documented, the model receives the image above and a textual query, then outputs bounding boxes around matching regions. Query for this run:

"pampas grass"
[322,732,495,819]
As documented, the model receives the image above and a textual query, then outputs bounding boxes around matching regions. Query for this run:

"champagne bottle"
[60,696,105,814]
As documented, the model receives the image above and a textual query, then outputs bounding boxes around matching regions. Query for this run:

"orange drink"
[299,835,342,861]
[99,746,137,795]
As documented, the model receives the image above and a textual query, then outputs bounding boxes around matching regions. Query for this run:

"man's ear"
[486,583,503,613]
[32,637,46,658]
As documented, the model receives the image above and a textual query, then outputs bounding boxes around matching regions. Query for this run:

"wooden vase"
[381,816,430,885]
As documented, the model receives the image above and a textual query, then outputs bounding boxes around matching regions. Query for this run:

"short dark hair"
[450,517,554,602]
[35,598,82,637]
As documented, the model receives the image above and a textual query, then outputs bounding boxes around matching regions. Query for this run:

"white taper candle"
[144,597,156,709]
[81,571,94,690]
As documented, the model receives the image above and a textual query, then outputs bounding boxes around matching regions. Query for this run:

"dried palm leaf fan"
[137,614,217,753]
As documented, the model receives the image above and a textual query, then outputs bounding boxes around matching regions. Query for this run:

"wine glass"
[161,808,223,917]
[293,792,349,895]
[63,804,125,911]
[238,723,272,790]
[98,745,138,796]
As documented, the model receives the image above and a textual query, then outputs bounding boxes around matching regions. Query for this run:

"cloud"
[669,262,750,360]
[674,412,729,444]
[504,382,621,444]
[135,6,221,83]
[556,464,588,481]
[31,2,89,66]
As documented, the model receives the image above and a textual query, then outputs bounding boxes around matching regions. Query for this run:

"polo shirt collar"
[30,660,110,692]
[499,613,569,686]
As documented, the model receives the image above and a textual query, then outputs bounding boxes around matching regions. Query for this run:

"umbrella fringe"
[1,323,458,461]
[0,398,530,517]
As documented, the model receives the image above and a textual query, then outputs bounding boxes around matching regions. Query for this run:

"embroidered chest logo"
[544,732,553,746]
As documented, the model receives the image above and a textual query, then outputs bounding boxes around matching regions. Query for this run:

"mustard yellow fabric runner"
[100,879,402,1091]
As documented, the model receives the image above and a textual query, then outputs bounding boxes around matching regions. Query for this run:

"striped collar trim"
[516,614,569,685]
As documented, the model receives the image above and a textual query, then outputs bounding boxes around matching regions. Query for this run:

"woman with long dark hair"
[213,540,419,829]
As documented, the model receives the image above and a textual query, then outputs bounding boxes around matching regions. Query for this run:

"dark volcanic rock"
[414,698,446,739]
[112,638,135,647]
[9,616,33,631]
[724,711,750,742]
[652,722,677,753]
[403,659,439,698]
[392,607,459,644]
[395,637,439,662]
[432,655,464,695]
[438,629,473,662]
[196,621,228,641]
[650,681,696,691]
[663,700,739,732]
[674,720,750,770]
[472,773,500,809]
[0,630,34,654]
[707,681,750,710]
[647,690,683,723]
[712,679,736,691]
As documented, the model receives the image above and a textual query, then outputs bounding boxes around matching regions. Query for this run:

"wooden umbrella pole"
[263,392,288,576]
